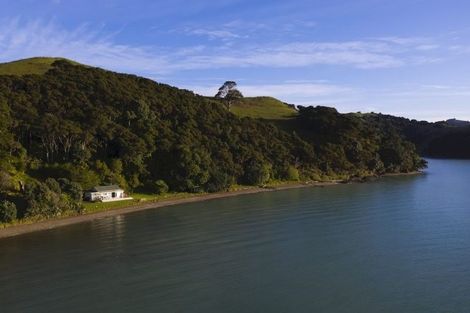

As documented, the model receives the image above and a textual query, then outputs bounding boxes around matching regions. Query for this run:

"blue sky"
[1,0,470,121]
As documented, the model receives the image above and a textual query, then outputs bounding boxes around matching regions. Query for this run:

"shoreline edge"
[0,172,421,239]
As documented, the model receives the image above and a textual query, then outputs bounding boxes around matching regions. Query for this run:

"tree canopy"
[215,81,244,110]
[0,60,426,223]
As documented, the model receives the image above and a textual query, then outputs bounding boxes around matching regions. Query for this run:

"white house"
[84,185,132,202]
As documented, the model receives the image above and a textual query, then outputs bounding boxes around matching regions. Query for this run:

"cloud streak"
[0,18,172,76]
[182,28,243,40]
[0,18,446,77]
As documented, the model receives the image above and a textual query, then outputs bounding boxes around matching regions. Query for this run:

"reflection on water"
[1,159,470,313]
[92,214,127,243]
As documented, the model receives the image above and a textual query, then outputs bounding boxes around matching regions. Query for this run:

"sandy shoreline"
[0,182,330,239]
[0,173,421,240]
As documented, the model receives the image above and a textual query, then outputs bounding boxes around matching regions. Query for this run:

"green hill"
[0,57,80,76]
[229,97,297,120]
[0,57,425,224]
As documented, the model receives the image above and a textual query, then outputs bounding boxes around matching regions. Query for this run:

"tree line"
[0,60,426,223]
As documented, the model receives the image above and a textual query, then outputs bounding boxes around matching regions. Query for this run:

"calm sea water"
[1,159,470,313]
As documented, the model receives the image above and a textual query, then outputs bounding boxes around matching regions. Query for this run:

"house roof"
[90,185,123,192]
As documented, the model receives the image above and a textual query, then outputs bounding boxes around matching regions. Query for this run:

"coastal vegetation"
[0,58,426,225]
[365,113,470,159]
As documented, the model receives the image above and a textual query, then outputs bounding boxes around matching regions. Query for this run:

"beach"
[0,181,341,239]
[0,173,422,239]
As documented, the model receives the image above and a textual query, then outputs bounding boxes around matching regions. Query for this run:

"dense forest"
[366,114,470,159]
[0,60,425,223]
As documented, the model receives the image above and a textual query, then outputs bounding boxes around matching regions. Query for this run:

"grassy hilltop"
[229,97,297,120]
[0,57,82,76]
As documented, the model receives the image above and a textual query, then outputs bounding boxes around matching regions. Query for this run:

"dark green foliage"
[0,98,19,170]
[0,61,315,194]
[58,179,84,212]
[0,200,16,223]
[0,59,427,223]
[366,113,470,159]
[57,178,71,189]
[31,163,101,190]
[284,166,300,181]
[24,181,64,218]
[242,159,272,186]
[295,106,426,175]
[153,180,169,195]
[224,89,244,110]
[94,160,127,189]
[45,178,61,194]
[21,178,84,217]
[68,182,84,203]
[0,170,13,193]
[206,168,233,192]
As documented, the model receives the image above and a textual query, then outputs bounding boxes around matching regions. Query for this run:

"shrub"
[0,200,17,223]
[242,160,272,186]
[285,166,300,181]
[24,181,67,218]
[56,179,84,213]
[68,166,100,190]
[0,171,13,192]
[45,178,61,194]
[67,182,84,213]
[57,178,71,189]
[153,180,169,195]
[67,182,83,202]
[109,159,123,174]
[206,170,233,192]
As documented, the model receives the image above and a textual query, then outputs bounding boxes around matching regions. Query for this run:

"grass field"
[0,192,198,229]
[230,97,298,120]
[82,192,197,213]
[0,57,79,75]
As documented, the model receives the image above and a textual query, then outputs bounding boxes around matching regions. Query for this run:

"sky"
[1,0,470,121]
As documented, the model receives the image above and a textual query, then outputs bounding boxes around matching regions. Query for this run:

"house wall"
[85,190,125,202]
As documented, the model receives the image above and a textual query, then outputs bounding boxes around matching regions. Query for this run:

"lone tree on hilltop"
[215,81,243,110]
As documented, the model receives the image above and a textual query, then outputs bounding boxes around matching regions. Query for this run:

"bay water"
[1,159,470,312]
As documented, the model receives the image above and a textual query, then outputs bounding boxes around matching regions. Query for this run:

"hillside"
[446,118,470,127]
[0,58,425,223]
[0,57,80,76]
[366,114,470,158]
[227,94,470,160]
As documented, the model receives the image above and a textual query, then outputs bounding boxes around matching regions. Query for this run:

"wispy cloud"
[241,42,405,69]
[222,19,269,31]
[182,28,243,40]
[385,84,470,98]
[342,84,470,121]
[449,45,470,54]
[168,38,442,70]
[0,18,171,75]
[375,36,430,45]
[415,44,439,51]
[0,18,449,76]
